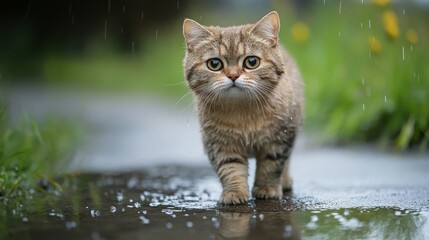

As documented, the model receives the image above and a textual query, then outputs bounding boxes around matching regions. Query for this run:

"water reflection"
[216,211,301,240]
[215,199,301,240]
[1,166,428,239]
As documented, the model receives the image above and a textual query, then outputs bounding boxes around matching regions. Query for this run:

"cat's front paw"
[220,191,249,205]
[252,185,282,199]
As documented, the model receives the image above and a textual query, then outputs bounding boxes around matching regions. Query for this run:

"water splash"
[110,206,117,213]
[90,209,100,217]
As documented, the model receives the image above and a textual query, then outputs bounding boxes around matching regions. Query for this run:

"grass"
[0,102,80,219]
[276,2,429,150]
[39,2,429,151]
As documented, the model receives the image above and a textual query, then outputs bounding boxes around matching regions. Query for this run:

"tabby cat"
[182,11,304,204]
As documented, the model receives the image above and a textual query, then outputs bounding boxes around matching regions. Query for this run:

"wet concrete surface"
[5,166,429,240]
[4,87,429,239]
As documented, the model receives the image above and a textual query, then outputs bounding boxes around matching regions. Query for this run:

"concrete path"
[5,86,429,239]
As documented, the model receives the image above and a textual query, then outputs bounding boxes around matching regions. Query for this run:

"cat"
[182,11,304,204]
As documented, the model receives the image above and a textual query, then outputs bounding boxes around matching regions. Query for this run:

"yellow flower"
[383,10,400,39]
[406,29,418,44]
[291,22,310,43]
[372,0,391,7]
[369,36,382,54]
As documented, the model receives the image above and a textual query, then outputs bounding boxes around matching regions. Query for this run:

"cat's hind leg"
[252,154,285,199]
[252,142,293,199]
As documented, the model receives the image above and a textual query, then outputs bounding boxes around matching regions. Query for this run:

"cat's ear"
[183,19,213,49]
[250,11,280,46]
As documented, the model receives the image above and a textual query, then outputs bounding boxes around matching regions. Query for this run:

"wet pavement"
[4,87,429,239]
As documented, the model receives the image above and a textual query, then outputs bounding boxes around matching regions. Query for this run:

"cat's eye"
[207,58,223,71]
[243,56,260,69]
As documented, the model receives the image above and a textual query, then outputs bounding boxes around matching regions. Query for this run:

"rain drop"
[111,206,117,213]
[177,1,180,10]
[166,222,173,229]
[155,29,158,40]
[384,95,387,103]
[402,46,405,61]
[117,192,123,202]
[104,21,108,39]
[344,210,350,216]
[186,221,193,228]
[311,215,319,222]
[139,216,150,224]
[131,41,135,53]
[25,1,32,22]
[68,3,72,15]
[283,225,293,238]
[362,104,365,110]
[66,221,76,229]
[368,20,371,29]
[339,1,342,14]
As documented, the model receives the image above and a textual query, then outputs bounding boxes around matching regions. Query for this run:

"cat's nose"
[227,74,240,81]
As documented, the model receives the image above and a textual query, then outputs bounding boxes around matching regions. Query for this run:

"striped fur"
[183,12,304,204]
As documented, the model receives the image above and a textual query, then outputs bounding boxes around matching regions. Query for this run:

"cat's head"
[183,11,284,103]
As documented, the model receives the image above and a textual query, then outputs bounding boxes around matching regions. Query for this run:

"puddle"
[2,165,428,239]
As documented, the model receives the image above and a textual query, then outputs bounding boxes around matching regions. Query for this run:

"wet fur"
[182,12,304,204]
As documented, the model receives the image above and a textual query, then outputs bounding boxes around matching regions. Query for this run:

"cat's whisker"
[175,91,192,105]
[284,75,307,87]
[163,81,187,87]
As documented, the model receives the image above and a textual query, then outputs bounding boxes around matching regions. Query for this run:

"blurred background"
[1,0,428,151]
